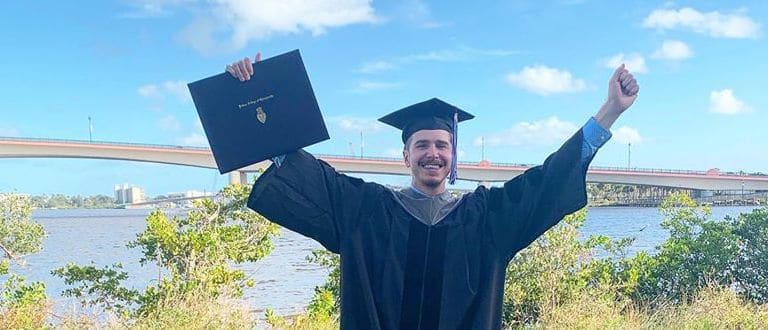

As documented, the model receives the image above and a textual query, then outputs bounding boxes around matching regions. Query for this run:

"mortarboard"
[378,98,474,184]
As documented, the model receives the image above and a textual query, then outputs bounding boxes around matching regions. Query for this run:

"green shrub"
[502,209,638,327]
[731,207,768,304]
[53,183,280,325]
[632,194,768,306]
[0,193,48,329]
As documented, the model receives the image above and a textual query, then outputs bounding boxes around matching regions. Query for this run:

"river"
[6,205,761,318]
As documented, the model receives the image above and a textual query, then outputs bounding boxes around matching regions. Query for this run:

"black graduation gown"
[247,130,590,329]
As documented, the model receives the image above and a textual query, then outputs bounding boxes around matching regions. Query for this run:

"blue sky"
[1,1,766,196]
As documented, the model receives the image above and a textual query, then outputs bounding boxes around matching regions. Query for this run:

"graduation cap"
[378,98,474,184]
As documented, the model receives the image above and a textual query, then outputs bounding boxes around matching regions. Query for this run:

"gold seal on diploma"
[256,107,267,124]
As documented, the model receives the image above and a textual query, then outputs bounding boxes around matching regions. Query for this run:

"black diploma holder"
[188,49,330,174]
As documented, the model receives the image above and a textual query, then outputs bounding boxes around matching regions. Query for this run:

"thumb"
[611,63,625,82]
[255,52,262,62]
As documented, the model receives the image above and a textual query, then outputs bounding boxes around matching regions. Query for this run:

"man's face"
[403,129,453,190]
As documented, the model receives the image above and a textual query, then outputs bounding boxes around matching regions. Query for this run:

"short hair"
[403,135,414,151]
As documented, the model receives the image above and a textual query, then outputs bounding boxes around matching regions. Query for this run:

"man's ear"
[403,150,410,168]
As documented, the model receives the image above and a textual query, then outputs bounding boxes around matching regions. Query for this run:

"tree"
[727,207,768,304]
[305,249,340,319]
[501,207,649,327]
[633,193,740,304]
[54,183,281,319]
[0,193,48,328]
[0,193,45,263]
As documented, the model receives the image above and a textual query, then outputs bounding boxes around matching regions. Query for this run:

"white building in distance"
[165,190,215,208]
[114,184,145,204]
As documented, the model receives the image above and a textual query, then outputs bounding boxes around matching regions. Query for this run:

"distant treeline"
[30,194,116,209]
[587,183,693,206]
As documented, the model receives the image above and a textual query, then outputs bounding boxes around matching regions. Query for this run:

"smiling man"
[230,55,638,329]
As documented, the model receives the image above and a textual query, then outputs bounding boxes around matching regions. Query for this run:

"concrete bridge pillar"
[229,171,248,185]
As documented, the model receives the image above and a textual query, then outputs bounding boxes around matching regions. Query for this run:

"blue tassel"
[449,111,458,185]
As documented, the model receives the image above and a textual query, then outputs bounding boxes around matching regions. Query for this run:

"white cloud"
[474,116,578,147]
[179,132,209,147]
[651,40,694,61]
[175,0,379,53]
[709,89,753,115]
[138,80,191,103]
[603,53,648,74]
[402,47,518,63]
[0,125,20,137]
[157,115,181,131]
[404,49,468,62]
[177,119,209,146]
[121,0,192,18]
[332,116,386,133]
[643,7,761,39]
[162,81,192,103]
[506,65,588,95]
[178,17,218,55]
[612,126,643,144]
[137,84,161,98]
[358,47,519,73]
[357,60,396,73]
[352,80,403,93]
[399,0,448,29]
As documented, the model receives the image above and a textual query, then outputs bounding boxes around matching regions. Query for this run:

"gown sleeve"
[484,130,591,261]
[247,149,370,253]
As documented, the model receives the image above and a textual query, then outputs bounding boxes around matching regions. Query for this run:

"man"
[228,54,638,329]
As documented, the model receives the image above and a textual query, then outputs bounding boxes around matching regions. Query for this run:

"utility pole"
[627,142,631,169]
[481,136,485,161]
[88,116,93,142]
[360,131,364,159]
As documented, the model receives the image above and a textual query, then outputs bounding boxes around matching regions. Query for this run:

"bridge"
[2,136,768,191]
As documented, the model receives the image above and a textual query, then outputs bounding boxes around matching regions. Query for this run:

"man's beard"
[421,177,443,188]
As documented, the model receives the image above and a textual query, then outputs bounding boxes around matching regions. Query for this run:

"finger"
[622,81,638,96]
[628,85,639,96]
[236,61,250,80]
[244,57,253,77]
[237,60,251,80]
[232,62,245,81]
[226,64,236,78]
[620,78,635,91]
[622,81,637,94]
[620,73,635,85]
[255,52,262,62]
[621,80,634,92]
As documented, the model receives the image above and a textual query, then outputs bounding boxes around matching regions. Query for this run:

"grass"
[4,285,767,329]
[530,286,768,330]
[0,301,49,329]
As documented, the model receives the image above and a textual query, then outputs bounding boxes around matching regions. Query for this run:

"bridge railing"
[315,154,541,167]
[588,165,709,176]
[3,136,765,178]
[316,154,766,178]
[0,136,211,151]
